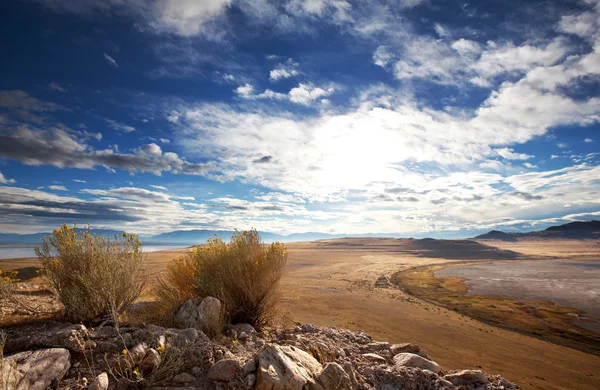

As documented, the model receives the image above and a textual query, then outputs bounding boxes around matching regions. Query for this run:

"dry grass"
[155,229,287,328]
[153,255,196,310]
[0,270,16,305]
[35,224,148,324]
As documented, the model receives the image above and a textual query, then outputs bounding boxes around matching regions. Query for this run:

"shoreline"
[391,261,600,356]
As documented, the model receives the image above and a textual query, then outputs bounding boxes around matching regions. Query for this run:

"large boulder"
[4,323,92,354]
[256,345,323,390]
[444,369,488,386]
[1,348,71,390]
[317,362,354,390]
[207,358,242,382]
[393,353,441,374]
[175,297,222,335]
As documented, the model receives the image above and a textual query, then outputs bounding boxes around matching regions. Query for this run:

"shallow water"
[435,260,600,318]
[0,244,189,260]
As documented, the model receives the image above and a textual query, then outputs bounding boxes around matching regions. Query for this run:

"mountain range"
[1,221,598,245]
[474,220,600,241]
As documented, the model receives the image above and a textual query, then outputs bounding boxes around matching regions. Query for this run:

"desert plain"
[2,237,599,390]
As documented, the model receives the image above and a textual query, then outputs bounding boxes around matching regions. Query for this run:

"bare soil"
[1,238,599,390]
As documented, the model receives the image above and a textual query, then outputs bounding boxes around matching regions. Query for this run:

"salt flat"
[436,260,600,319]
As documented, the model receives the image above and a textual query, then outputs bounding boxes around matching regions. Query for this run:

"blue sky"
[0,0,599,236]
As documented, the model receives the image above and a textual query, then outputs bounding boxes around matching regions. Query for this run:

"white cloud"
[523,162,537,169]
[235,84,255,98]
[585,138,593,143]
[150,184,168,191]
[72,179,86,183]
[48,185,68,191]
[103,53,119,68]
[269,59,300,81]
[558,11,598,38]
[147,0,232,37]
[495,148,533,160]
[236,82,334,105]
[48,82,67,93]
[0,172,16,184]
[288,83,334,105]
[105,118,135,133]
[160,138,170,143]
[479,160,504,171]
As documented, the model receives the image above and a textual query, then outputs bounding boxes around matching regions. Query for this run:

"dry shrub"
[154,255,196,310]
[0,271,17,304]
[156,229,287,329]
[35,224,148,324]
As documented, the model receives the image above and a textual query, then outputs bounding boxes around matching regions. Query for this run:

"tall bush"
[36,224,148,324]
[156,229,287,328]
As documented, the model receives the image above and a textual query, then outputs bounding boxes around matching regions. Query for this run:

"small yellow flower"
[132,368,141,378]
[156,344,165,353]
[122,349,128,356]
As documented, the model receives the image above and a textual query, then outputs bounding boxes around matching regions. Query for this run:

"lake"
[0,244,191,260]
[436,260,600,319]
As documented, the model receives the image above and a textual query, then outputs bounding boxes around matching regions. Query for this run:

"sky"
[0,0,599,237]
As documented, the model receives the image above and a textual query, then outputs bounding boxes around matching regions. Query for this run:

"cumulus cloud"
[0,125,215,176]
[269,59,300,81]
[0,172,15,184]
[288,83,335,105]
[236,82,334,105]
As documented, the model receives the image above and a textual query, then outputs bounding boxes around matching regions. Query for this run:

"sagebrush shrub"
[36,224,148,324]
[0,270,17,304]
[156,229,287,328]
[154,255,196,310]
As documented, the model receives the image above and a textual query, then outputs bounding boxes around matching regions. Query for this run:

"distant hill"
[474,220,600,240]
[0,228,131,245]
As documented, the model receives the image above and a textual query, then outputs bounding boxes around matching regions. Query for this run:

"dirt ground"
[2,238,599,390]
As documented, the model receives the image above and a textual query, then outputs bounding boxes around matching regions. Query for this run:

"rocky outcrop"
[0,348,71,390]
[393,352,441,373]
[257,345,323,390]
[174,297,222,335]
[2,302,520,390]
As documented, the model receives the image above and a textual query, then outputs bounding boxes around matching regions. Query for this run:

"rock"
[362,353,387,363]
[243,359,257,373]
[366,341,390,352]
[175,297,222,335]
[233,323,256,334]
[129,343,149,365]
[174,328,199,347]
[88,372,109,390]
[4,323,93,354]
[390,343,421,355]
[0,348,71,390]
[444,369,488,386]
[256,345,323,390]
[317,362,354,390]
[393,353,441,374]
[207,359,242,382]
[300,324,319,333]
[246,374,257,389]
[140,349,161,375]
[238,331,248,341]
[172,372,195,384]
